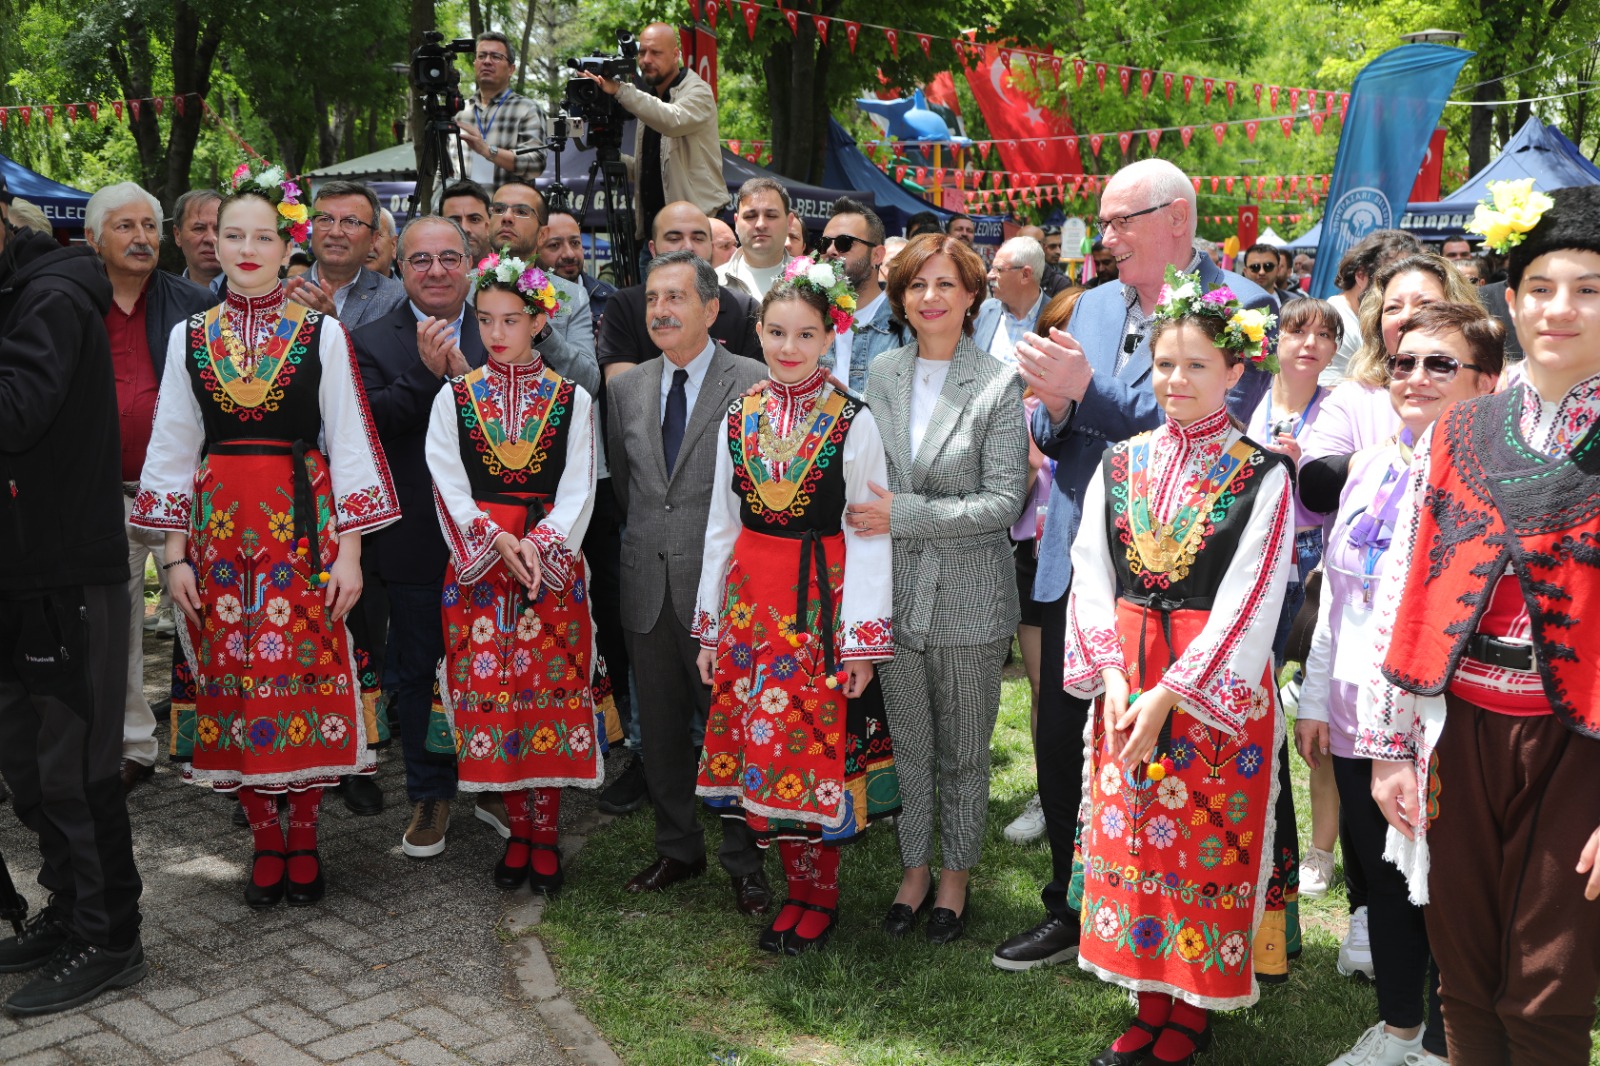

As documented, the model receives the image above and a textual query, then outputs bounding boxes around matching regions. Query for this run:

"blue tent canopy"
[821,118,954,235]
[0,152,91,232]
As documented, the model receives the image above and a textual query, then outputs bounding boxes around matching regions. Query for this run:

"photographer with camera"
[576,22,724,243]
[454,32,547,187]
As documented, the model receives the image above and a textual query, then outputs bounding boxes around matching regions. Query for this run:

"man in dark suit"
[605,250,771,914]
[285,180,406,330]
[995,159,1272,972]
[83,181,216,793]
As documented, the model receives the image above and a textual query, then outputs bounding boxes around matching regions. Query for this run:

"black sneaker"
[0,907,68,973]
[4,936,147,1016]
[596,755,649,815]
[991,914,1080,971]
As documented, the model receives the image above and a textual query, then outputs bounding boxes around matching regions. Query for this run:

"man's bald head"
[637,23,682,88]
[649,200,713,262]
[1017,225,1045,244]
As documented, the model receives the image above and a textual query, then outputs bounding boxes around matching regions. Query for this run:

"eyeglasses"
[404,251,467,272]
[476,51,510,64]
[312,213,373,233]
[1387,353,1482,382]
[490,203,539,219]
[817,234,878,254]
[1244,261,1278,274]
[1095,201,1174,236]
[988,264,1027,275]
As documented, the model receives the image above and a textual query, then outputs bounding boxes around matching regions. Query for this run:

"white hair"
[999,236,1046,278]
[1107,158,1196,238]
[85,181,163,241]
[378,207,396,237]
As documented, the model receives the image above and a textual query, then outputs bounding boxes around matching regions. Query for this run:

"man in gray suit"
[284,180,406,329]
[605,250,772,914]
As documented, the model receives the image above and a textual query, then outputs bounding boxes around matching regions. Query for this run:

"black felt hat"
[1507,184,1600,290]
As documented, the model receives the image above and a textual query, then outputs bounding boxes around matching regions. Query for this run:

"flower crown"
[781,256,856,333]
[1153,265,1278,372]
[228,163,308,244]
[1466,178,1553,256]
[473,251,561,317]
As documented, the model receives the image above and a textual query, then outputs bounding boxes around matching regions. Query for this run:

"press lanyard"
[476,90,510,140]
[1258,385,1326,440]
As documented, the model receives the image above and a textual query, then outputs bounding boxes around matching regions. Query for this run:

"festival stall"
[0,152,92,235]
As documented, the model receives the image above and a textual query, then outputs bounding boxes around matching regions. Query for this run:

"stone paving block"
[468,1034,542,1066]
[90,995,182,1039]
[170,983,269,1026]
[382,1036,473,1066]
[63,1029,158,1064]
[324,988,419,1029]
[538,998,624,1066]
[5,1049,69,1066]
[304,1019,414,1060]
[148,1014,262,1059]
[269,969,352,1011]
[142,983,203,1011]
[329,1053,402,1066]
[302,915,377,952]
[0,1013,101,1060]
[247,1002,338,1045]
[395,1006,490,1050]
[229,1030,324,1066]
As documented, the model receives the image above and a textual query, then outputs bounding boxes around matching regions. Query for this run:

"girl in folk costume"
[693,258,897,955]
[1359,183,1600,1064]
[1065,269,1293,1066]
[425,254,599,895]
[133,166,400,909]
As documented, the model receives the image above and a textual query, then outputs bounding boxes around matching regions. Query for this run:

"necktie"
[662,368,688,474]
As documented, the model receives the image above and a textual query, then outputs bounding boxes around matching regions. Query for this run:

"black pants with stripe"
[0,584,143,949]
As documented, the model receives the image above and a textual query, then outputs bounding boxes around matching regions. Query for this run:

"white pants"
[122,493,165,765]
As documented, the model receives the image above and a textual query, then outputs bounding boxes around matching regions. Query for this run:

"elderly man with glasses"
[286,180,406,331]
[993,158,1275,976]
[453,31,546,185]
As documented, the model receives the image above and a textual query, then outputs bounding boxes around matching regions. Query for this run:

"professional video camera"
[563,31,638,149]
[411,30,475,118]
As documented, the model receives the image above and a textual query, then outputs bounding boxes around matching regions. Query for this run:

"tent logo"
[1328,186,1392,246]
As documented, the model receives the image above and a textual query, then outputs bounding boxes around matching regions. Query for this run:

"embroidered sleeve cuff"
[1062,614,1121,698]
[336,484,402,535]
[1353,727,1415,762]
[130,488,192,532]
[526,524,575,593]
[1162,671,1248,737]
[692,607,719,649]
[839,617,894,661]
[452,513,509,586]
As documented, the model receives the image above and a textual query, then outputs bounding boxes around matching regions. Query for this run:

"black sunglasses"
[817,234,878,254]
[1387,354,1482,382]
[1244,261,1277,273]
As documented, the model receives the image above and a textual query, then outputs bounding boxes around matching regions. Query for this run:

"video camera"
[411,30,474,118]
[563,31,638,153]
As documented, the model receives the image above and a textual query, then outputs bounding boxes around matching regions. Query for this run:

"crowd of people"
[0,23,1596,1066]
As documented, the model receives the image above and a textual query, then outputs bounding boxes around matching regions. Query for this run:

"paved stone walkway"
[0,627,622,1066]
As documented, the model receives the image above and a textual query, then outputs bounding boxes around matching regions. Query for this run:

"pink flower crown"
[781,256,857,333]
[228,163,308,245]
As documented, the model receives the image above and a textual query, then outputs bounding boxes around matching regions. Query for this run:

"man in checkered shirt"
[454,32,546,187]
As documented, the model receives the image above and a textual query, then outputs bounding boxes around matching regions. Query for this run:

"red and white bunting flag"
[1139,69,1153,96]
[174,95,185,116]
[1280,116,1294,139]
[916,33,931,58]
[844,20,860,53]
[1203,77,1214,104]
[915,166,927,184]
[1225,81,1237,107]
[88,101,98,122]
[752,140,765,154]
[1117,130,1133,154]
[1308,90,1320,112]
[1065,137,1079,157]
[1089,133,1104,157]
[728,138,742,155]
[1310,113,1325,135]
[1226,176,1235,193]
[1117,66,1131,95]
[1289,87,1301,112]
[1244,120,1259,143]
[978,140,991,160]
[1182,74,1194,103]
[1095,62,1107,91]
[1192,176,1201,192]
[112,100,124,120]
[0,109,6,131]
[704,0,716,29]
[1004,139,1018,152]
[152,96,164,115]
[66,103,77,123]
[1210,177,1220,193]
[1211,122,1226,145]
[894,165,906,183]
[998,47,1013,69]
[1275,177,1284,196]
[782,8,797,35]
[1269,85,1280,110]
[1049,56,1062,79]
[1253,83,1263,105]
[1256,177,1268,197]
[1146,128,1161,151]
[1027,52,1039,79]
[884,28,898,57]
[1323,175,1331,192]
[992,170,1003,190]
[129,100,140,121]
[42,105,53,126]
[1180,126,1194,148]
[813,16,828,45]
[689,0,701,21]
[740,1,758,40]
[1073,58,1086,86]
[1289,175,1300,195]
[745,152,757,162]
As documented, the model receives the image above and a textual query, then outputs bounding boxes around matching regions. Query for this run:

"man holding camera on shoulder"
[455,32,546,187]
[576,22,724,243]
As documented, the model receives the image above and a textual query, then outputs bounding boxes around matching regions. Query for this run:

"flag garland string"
[0,91,273,168]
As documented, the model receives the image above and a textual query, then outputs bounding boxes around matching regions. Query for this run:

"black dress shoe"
[881,885,935,937]
[1090,1019,1162,1066]
[244,850,287,910]
[340,774,383,816]
[758,905,798,953]
[1149,1021,1212,1066]
[527,844,564,896]
[596,755,650,815]
[731,869,772,916]
[285,850,325,906]
[494,837,532,890]
[992,914,1081,971]
[924,890,971,945]
[783,902,838,956]
[624,854,707,893]
[119,758,154,793]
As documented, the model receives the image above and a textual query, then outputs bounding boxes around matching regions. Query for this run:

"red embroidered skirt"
[1078,602,1282,1009]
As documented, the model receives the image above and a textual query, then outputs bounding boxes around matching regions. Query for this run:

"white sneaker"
[1300,846,1337,899]
[1004,794,1047,844]
[1403,1050,1448,1065]
[1338,905,1375,980]
[1327,1022,1422,1066]
[1280,676,1302,713]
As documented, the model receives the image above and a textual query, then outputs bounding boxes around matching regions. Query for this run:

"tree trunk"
[162,5,227,213]
[106,16,165,197]
[764,21,824,181]
[468,0,483,40]
[517,0,536,96]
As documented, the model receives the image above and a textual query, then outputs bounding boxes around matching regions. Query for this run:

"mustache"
[127,243,156,257]
[649,315,683,331]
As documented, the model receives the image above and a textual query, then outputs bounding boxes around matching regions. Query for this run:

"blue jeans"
[1272,527,1324,668]
[384,581,456,801]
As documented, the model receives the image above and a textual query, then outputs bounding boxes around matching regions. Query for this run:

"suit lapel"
[639,358,670,485]
[459,314,487,370]
[891,350,916,472]
[669,347,734,486]
[910,339,980,485]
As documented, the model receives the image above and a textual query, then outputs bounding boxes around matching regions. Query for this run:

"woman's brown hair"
[886,233,988,337]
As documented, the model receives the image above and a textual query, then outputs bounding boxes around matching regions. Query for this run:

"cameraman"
[454,32,546,186]
[577,22,724,241]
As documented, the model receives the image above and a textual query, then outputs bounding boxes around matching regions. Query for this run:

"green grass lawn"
[536,661,1408,1065]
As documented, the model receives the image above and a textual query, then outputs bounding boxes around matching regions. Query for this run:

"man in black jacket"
[84,181,216,792]
[0,185,148,1015]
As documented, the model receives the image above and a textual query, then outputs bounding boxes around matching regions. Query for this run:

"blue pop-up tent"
[821,118,955,235]
[0,152,91,233]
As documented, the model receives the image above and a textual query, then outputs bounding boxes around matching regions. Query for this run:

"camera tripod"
[538,115,641,289]
[409,96,467,220]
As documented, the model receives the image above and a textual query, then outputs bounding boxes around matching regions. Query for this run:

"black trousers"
[584,477,633,740]
[1035,593,1090,920]
[624,600,759,876]
[0,584,143,949]
[1332,754,1445,1055]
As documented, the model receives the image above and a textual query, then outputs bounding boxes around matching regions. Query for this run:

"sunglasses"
[1244,261,1277,273]
[1387,354,1482,382]
[817,234,878,254]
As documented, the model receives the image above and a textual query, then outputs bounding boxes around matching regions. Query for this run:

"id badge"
[1034,504,1047,559]
[1332,602,1376,686]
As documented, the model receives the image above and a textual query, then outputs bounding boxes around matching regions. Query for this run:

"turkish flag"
[916,33,931,58]
[1163,72,1173,99]
[1147,128,1161,151]
[1073,58,1085,86]
[1139,69,1153,96]
[782,8,797,35]
[88,102,99,122]
[740,1,758,40]
[1095,63,1107,91]
[884,28,898,58]
[843,20,859,53]
[1182,75,1194,103]
[1289,87,1300,112]
[813,16,828,45]
[1203,77,1213,104]
[1225,81,1237,107]
[961,42,1081,177]
[1180,126,1194,148]
[1118,131,1132,154]
[1310,113,1325,135]
[1211,123,1226,145]
[1409,128,1449,202]
[1089,133,1104,157]
[1280,116,1294,138]
[1269,85,1280,110]
[1245,120,1259,143]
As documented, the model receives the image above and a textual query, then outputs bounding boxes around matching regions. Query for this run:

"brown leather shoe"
[731,869,773,916]
[119,759,154,793]
[624,854,706,893]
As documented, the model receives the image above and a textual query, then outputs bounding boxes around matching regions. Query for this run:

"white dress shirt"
[660,338,717,422]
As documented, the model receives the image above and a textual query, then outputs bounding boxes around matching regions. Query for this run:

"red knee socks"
[1151,1000,1209,1061]
[793,843,840,940]
[1111,992,1173,1053]
[286,788,323,883]
[529,788,561,876]
[772,840,813,934]
[239,788,285,886]
[502,789,532,867]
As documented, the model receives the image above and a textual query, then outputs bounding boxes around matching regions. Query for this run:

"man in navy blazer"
[992,159,1274,972]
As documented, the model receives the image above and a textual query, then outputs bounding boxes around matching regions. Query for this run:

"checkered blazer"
[862,335,1029,650]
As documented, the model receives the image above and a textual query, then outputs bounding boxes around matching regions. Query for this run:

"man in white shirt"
[717,177,792,298]
[819,196,902,392]
[973,236,1046,367]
